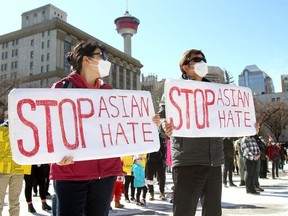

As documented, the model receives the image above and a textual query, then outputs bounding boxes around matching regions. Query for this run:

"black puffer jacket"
[158,78,224,167]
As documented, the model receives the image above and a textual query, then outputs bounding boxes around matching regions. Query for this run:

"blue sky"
[1,0,287,92]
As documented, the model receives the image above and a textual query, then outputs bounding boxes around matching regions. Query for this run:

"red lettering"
[181,88,193,129]
[59,99,79,150]
[99,96,110,118]
[116,123,129,144]
[218,110,225,128]
[119,96,129,117]
[100,124,112,147]
[223,89,231,106]
[217,89,225,106]
[109,96,120,117]
[140,96,149,117]
[142,122,153,142]
[235,110,242,127]
[227,110,235,127]
[194,89,205,129]
[77,98,94,148]
[169,86,182,130]
[36,100,57,153]
[127,122,139,144]
[204,89,215,128]
[244,111,251,127]
[131,95,141,117]
[17,99,39,157]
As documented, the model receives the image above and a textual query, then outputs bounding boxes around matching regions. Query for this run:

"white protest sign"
[8,88,160,165]
[165,79,256,137]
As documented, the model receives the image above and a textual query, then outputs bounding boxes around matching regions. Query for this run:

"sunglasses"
[185,57,207,65]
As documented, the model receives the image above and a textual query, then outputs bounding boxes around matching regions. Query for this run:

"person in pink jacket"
[50,40,123,216]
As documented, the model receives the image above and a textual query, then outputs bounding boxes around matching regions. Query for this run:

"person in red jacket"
[49,40,123,216]
[267,142,281,179]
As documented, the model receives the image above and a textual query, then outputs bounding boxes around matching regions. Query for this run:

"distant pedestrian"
[267,142,281,179]
[222,137,237,187]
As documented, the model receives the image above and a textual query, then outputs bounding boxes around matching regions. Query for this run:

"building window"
[47,40,50,48]
[11,50,14,57]
[276,97,280,101]
[133,73,137,89]
[41,66,44,73]
[112,63,117,88]
[15,61,18,68]
[47,53,50,61]
[42,32,45,37]
[46,65,49,72]
[15,49,18,56]
[30,51,34,58]
[30,62,34,70]
[11,72,17,79]
[31,39,34,46]
[119,66,124,89]
[47,30,50,36]
[126,70,131,89]
[41,55,44,62]
[42,42,45,49]
[271,98,275,102]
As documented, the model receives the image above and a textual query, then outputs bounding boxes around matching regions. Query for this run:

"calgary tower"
[114,3,140,56]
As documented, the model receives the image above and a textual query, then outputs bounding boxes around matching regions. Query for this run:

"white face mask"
[136,160,142,164]
[89,59,111,78]
[194,62,208,77]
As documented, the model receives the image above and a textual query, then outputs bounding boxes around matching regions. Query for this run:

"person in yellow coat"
[122,154,146,203]
[0,111,31,216]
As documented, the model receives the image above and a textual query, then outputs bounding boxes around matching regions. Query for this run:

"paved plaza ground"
[2,164,288,216]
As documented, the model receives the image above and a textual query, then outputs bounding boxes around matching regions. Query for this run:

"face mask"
[136,160,142,164]
[194,62,208,77]
[89,59,111,78]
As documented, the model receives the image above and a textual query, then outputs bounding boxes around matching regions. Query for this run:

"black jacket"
[158,78,224,167]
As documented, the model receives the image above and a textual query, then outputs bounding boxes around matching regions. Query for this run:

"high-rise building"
[281,74,288,92]
[238,64,274,95]
[0,4,142,107]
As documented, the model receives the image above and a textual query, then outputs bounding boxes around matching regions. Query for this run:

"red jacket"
[267,144,280,161]
[50,72,122,180]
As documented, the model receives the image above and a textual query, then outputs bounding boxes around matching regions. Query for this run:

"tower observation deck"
[114,11,140,56]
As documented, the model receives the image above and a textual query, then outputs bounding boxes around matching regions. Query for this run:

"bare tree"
[254,100,288,141]
[224,69,234,84]
[0,79,17,120]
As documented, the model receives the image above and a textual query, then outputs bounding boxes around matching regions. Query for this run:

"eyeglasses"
[186,57,207,64]
[91,51,108,61]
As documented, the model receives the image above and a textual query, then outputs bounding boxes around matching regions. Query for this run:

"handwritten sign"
[8,88,160,165]
[165,79,256,137]
[0,126,31,174]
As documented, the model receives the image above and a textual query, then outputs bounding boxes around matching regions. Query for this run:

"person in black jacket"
[222,137,237,187]
[145,134,167,201]
[158,49,224,216]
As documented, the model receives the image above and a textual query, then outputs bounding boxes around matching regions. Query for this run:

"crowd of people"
[1,41,288,216]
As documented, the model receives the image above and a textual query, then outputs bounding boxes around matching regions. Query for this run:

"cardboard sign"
[165,79,256,137]
[0,126,31,174]
[8,89,160,165]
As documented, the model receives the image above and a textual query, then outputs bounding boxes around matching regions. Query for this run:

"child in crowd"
[131,155,147,206]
